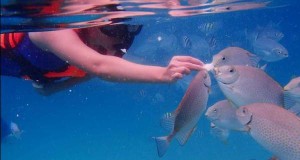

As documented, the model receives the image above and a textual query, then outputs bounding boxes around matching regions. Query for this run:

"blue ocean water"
[1,1,300,160]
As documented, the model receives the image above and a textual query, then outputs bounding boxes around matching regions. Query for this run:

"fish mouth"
[244,125,251,132]
[283,86,290,91]
[209,119,218,124]
[219,80,231,85]
[215,78,231,85]
[245,117,253,132]
[213,68,229,85]
[213,67,219,75]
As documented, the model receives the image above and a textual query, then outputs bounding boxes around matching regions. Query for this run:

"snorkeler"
[1,24,204,95]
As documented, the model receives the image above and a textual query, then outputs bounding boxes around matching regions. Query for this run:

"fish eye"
[213,108,217,113]
[229,68,234,73]
[225,6,231,10]
[242,108,247,114]
[274,49,283,55]
[221,56,226,60]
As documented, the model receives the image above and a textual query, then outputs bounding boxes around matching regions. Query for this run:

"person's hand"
[161,56,204,82]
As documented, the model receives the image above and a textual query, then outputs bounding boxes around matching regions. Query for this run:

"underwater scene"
[1,0,300,160]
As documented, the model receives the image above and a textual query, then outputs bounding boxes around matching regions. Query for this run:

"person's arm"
[29,29,203,83]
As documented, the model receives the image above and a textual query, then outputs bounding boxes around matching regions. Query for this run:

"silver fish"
[211,1,269,13]
[187,0,209,5]
[212,47,260,68]
[210,122,229,143]
[284,77,300,115]
[198,21,222,35]
[154,70,211,157]
[206,35,217,50]
[10,122,22,139]
[214,65,284,107]
[188,35,211,56]
[253,22,284,42]
[253,37,288,62]
[182,35,192,49]
[236,103,300,160]
[258,27,284,42]
[205,100,247,131]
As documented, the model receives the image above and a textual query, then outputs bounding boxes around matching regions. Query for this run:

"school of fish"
[153,23,300,160]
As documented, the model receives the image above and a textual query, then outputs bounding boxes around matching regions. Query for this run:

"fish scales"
[154,70,211,157]
[237,103,300,160]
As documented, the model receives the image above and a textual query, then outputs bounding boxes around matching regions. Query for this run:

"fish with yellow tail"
[154,70,211,157]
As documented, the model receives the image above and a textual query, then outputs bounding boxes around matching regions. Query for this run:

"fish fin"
[246,52,261,67]
[175,126,197,146]
[287,103,300,116]
[153,136,171,157]
[283,92,297,109]
[210,125,229,144]
[160,112,176,132]
[259,63,268,70]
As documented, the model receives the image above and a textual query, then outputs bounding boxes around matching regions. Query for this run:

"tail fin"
[154,136,171,157]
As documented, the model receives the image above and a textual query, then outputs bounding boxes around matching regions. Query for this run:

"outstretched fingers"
[173,56,204,65]
[171,56,204,71]
[163,56,205,83]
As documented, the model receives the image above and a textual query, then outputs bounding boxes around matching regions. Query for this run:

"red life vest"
[1,32,87,81]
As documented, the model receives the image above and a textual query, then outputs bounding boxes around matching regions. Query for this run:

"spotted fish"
[154,70,211,157]
[214,65,283,107]
[236,103,300,160]
[212,47,260,68]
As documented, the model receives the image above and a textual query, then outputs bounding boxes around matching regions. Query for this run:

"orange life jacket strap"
[44,65,87,78]
[1,33,25,49]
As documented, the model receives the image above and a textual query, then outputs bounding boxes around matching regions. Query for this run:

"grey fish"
[154,70,211,157]
[206,35,217,50]
[198,21,222,35]
[210,1,269,13]
[236,103,300,160]
[205,100,247,142]
[257,27,284,42]
[284,77,300,115]
[253,22,284,42]
[214,65,283,107]
[253,37,288,62]
[209,122,229,143]
[212,47,260,68]
[205,100,247,131]
[9,122,22,139]
[182,35,192,49]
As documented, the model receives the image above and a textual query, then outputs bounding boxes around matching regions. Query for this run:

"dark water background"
[1,0,300,159]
